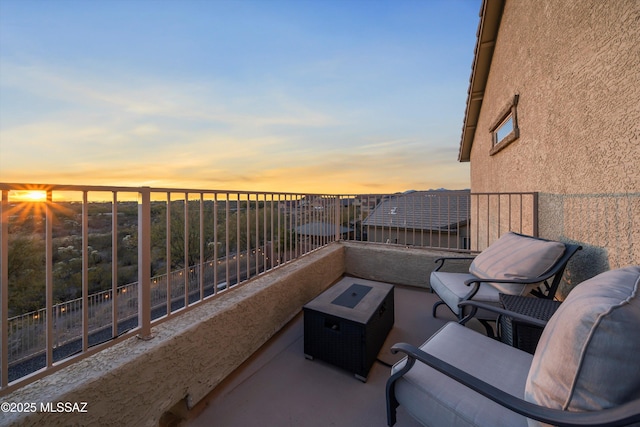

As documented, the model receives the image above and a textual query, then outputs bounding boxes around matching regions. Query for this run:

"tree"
[7,236,46,315]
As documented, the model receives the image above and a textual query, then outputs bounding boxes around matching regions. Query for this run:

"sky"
[0,0,481,194]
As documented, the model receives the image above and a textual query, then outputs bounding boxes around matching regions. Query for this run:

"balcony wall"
[342,241,469,288]
[3,241,467,427]
[4,243,347,427]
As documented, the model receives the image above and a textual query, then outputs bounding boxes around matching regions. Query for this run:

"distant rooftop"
[362,190,471,231]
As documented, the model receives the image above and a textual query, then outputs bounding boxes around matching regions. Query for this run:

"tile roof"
[362,190,470,231]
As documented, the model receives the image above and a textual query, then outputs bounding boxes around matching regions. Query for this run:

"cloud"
[0,58,469,194]
[131,124,160,136]
[0,61,338,174]
[1,62,337,129]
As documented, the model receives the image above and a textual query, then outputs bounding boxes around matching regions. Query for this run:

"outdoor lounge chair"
[386,265,640,427]
[430,231,581,335]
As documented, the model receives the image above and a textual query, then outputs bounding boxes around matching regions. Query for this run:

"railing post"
[1,190,8,388]
[335,195,341,242]
[532,192,539,237]
[81,191,89,353]
[111,191,118,339]
[184,192,189,308]
[138,187,153,340]
[45,191,54,367]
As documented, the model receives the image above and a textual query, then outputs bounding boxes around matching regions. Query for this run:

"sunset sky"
[0,0,480,194]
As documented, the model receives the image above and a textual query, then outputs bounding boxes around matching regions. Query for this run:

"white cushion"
[430,271,502,318]
[524,266,640,426]
[469,232,566,295]
[393,322,532,427]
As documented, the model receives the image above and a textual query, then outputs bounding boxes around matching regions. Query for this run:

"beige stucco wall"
[471,0,640,194]
[468,0,640,290]
[3,243,345,427]
[343,241,470,288]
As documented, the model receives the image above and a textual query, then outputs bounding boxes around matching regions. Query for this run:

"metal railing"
[0,183,537,394]
[470,192,539,251]
[0,184,347,393]
[346,190,472,250]
[5,255,260,370]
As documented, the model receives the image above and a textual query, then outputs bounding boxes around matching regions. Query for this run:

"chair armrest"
[389,342,640,427]
[434,256,476,272]
[463,276,554,286]
[458,300,548,329]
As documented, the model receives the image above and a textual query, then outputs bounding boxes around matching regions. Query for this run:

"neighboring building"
[362,190,470,249]
[459,0,640,294]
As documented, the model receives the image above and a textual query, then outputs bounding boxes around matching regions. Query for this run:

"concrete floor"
[186,277,481,427]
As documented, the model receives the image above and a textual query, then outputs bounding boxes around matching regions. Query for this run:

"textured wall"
[539,192,640,297]
[469,0,640,286]
[343,241,470,288]
[3,244,345,427]
[471,0,640,194]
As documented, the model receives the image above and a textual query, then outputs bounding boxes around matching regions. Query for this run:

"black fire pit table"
[303,280,394,382]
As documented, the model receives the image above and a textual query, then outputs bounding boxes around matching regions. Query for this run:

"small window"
[495,116,514,142]
[490,94,519,155]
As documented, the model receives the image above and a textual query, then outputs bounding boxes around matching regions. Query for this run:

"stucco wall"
[538,192,640,296]
[3,243,345,427]
[342,241,470,288]
[470,0,639,194]
[468,0,640,285]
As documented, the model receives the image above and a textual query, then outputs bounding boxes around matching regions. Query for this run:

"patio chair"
[387,265,640,427]
[430,231,581,335]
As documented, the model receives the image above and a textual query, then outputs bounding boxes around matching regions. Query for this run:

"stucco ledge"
[2,243,345,427]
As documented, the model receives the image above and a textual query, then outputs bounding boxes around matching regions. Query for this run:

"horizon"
[0,0,480,194]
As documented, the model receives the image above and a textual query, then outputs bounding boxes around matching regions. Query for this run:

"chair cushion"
[392,322,532,427]
[469,232,566,295]
[524,266,640,426]
[430,271,502,318]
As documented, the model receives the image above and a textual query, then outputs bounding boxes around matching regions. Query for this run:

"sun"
[6,189,73,225]
[5,190,50,224]
[25,190,47,202]
[13,190,48,202]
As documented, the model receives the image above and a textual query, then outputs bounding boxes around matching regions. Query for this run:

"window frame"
[489,94,520,156]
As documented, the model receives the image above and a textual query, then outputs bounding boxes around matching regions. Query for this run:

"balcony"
[186,272,470,427]
[0,184,537,426]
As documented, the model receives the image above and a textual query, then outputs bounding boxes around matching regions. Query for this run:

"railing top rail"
[1,183,487,198]
[470,191,539,196]
[0,183,344,197]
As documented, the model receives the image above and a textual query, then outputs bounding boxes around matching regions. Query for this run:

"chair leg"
[459,309,496,338]
[432,300,446,317]
[386,380,398,426]
[479,320,495,339]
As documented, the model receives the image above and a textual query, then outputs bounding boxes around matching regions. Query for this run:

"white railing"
[2,184,527,395]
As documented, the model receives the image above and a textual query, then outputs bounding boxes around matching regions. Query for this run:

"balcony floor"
[187,277,483,427]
